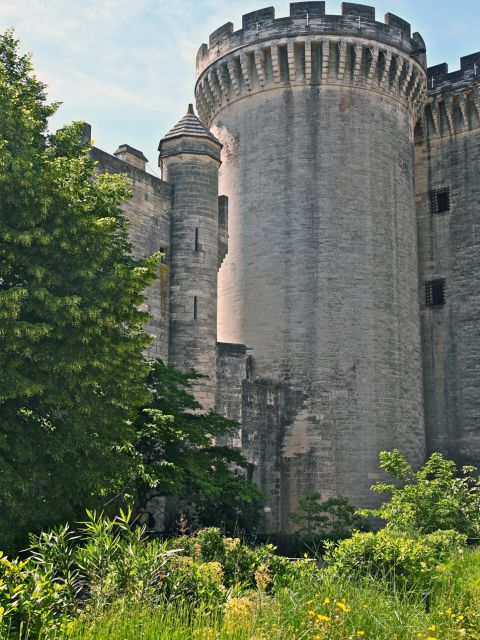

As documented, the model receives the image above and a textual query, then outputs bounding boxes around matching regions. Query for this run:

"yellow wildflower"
[255,564,271,591]
[336,601,351,612]
[428,626,437,632]
[193,629,217,639]
[224,598,255,635]
[457,615,465,621]
[317,614,331,622]
[307,599,315,605]
[324,597,331,604]
[357,632,365,637]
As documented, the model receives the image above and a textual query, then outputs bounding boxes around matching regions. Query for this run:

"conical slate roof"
[160,104,219,145]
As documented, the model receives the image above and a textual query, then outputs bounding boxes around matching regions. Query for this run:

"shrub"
[324,528,467,592]
[28,510,177,611]
[290,493,364,537]
[161,556,226,608]
[169,527,312,593]
[359,450,480,537]
[0,551,63,636]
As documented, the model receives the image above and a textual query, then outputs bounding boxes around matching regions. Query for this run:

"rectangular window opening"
[431,187,450,214]
[425,279,446,308]
[193,296,198,320]
[194,227,199,252]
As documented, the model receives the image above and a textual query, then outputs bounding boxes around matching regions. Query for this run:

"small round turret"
[159,105,222,410]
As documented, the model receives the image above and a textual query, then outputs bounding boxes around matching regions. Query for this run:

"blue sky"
[1,1,479,175]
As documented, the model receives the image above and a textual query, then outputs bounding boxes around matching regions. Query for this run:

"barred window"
[193,296,198,320]
[425,279,445,308]
[431,187,450,214]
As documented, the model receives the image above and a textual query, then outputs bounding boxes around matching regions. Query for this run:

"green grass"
[4,549,479,640]
[25,549,476,640]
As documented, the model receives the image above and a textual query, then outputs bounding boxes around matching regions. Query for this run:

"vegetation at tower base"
[133,360,263,534]
[0,30,158,553]
[0,452,479,639]
[324,451,480,594]
[289,493,364,538]
[357,450,480,538]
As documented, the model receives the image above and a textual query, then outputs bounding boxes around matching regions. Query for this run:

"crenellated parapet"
[422,52,480,139]
[195,2,427,125]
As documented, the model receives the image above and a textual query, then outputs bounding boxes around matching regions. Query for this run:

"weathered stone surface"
[196,4,427,530]
[215,342,249,447]
[159,114,223,410]
[416,55,480,467]
[92,147,171,361]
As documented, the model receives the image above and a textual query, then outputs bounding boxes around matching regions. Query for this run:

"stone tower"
[416,53,480,467]
[159,106,223,410]
[195,2,428,529]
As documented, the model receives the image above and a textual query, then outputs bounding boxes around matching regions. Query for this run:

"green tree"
[134,360,263,533]
[358,450,480,536]
[0,31,158,551]
[290,493,362,536]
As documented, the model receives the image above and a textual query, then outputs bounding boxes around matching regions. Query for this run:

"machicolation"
[195,3,427,126]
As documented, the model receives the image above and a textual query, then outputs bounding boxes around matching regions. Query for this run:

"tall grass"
[16,548,476,640]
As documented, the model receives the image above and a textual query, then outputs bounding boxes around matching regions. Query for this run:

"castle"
[88,2,480,531]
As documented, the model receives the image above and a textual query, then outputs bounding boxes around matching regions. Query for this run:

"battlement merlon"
[196,2,426,77]
[427,51,480,95]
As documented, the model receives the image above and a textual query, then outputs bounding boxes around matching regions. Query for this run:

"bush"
[324,528,467,592]
[28,510,177,612]
[4,515,311,632]
[290,493,364,537]
[359,450,480,537]
[170,527,313,593]
[161,556,226,608]
[0,551,63,636]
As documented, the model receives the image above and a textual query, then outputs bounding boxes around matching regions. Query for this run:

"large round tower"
[196,2,428,529]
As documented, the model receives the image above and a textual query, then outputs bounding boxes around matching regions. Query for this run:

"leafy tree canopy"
[134,361,263,533]
[358,450,480,537]
[0,30,158,551]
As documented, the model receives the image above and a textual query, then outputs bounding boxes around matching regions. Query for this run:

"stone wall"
[215,342,249,447]
[416,53,480,466]
[92,146,172,362]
